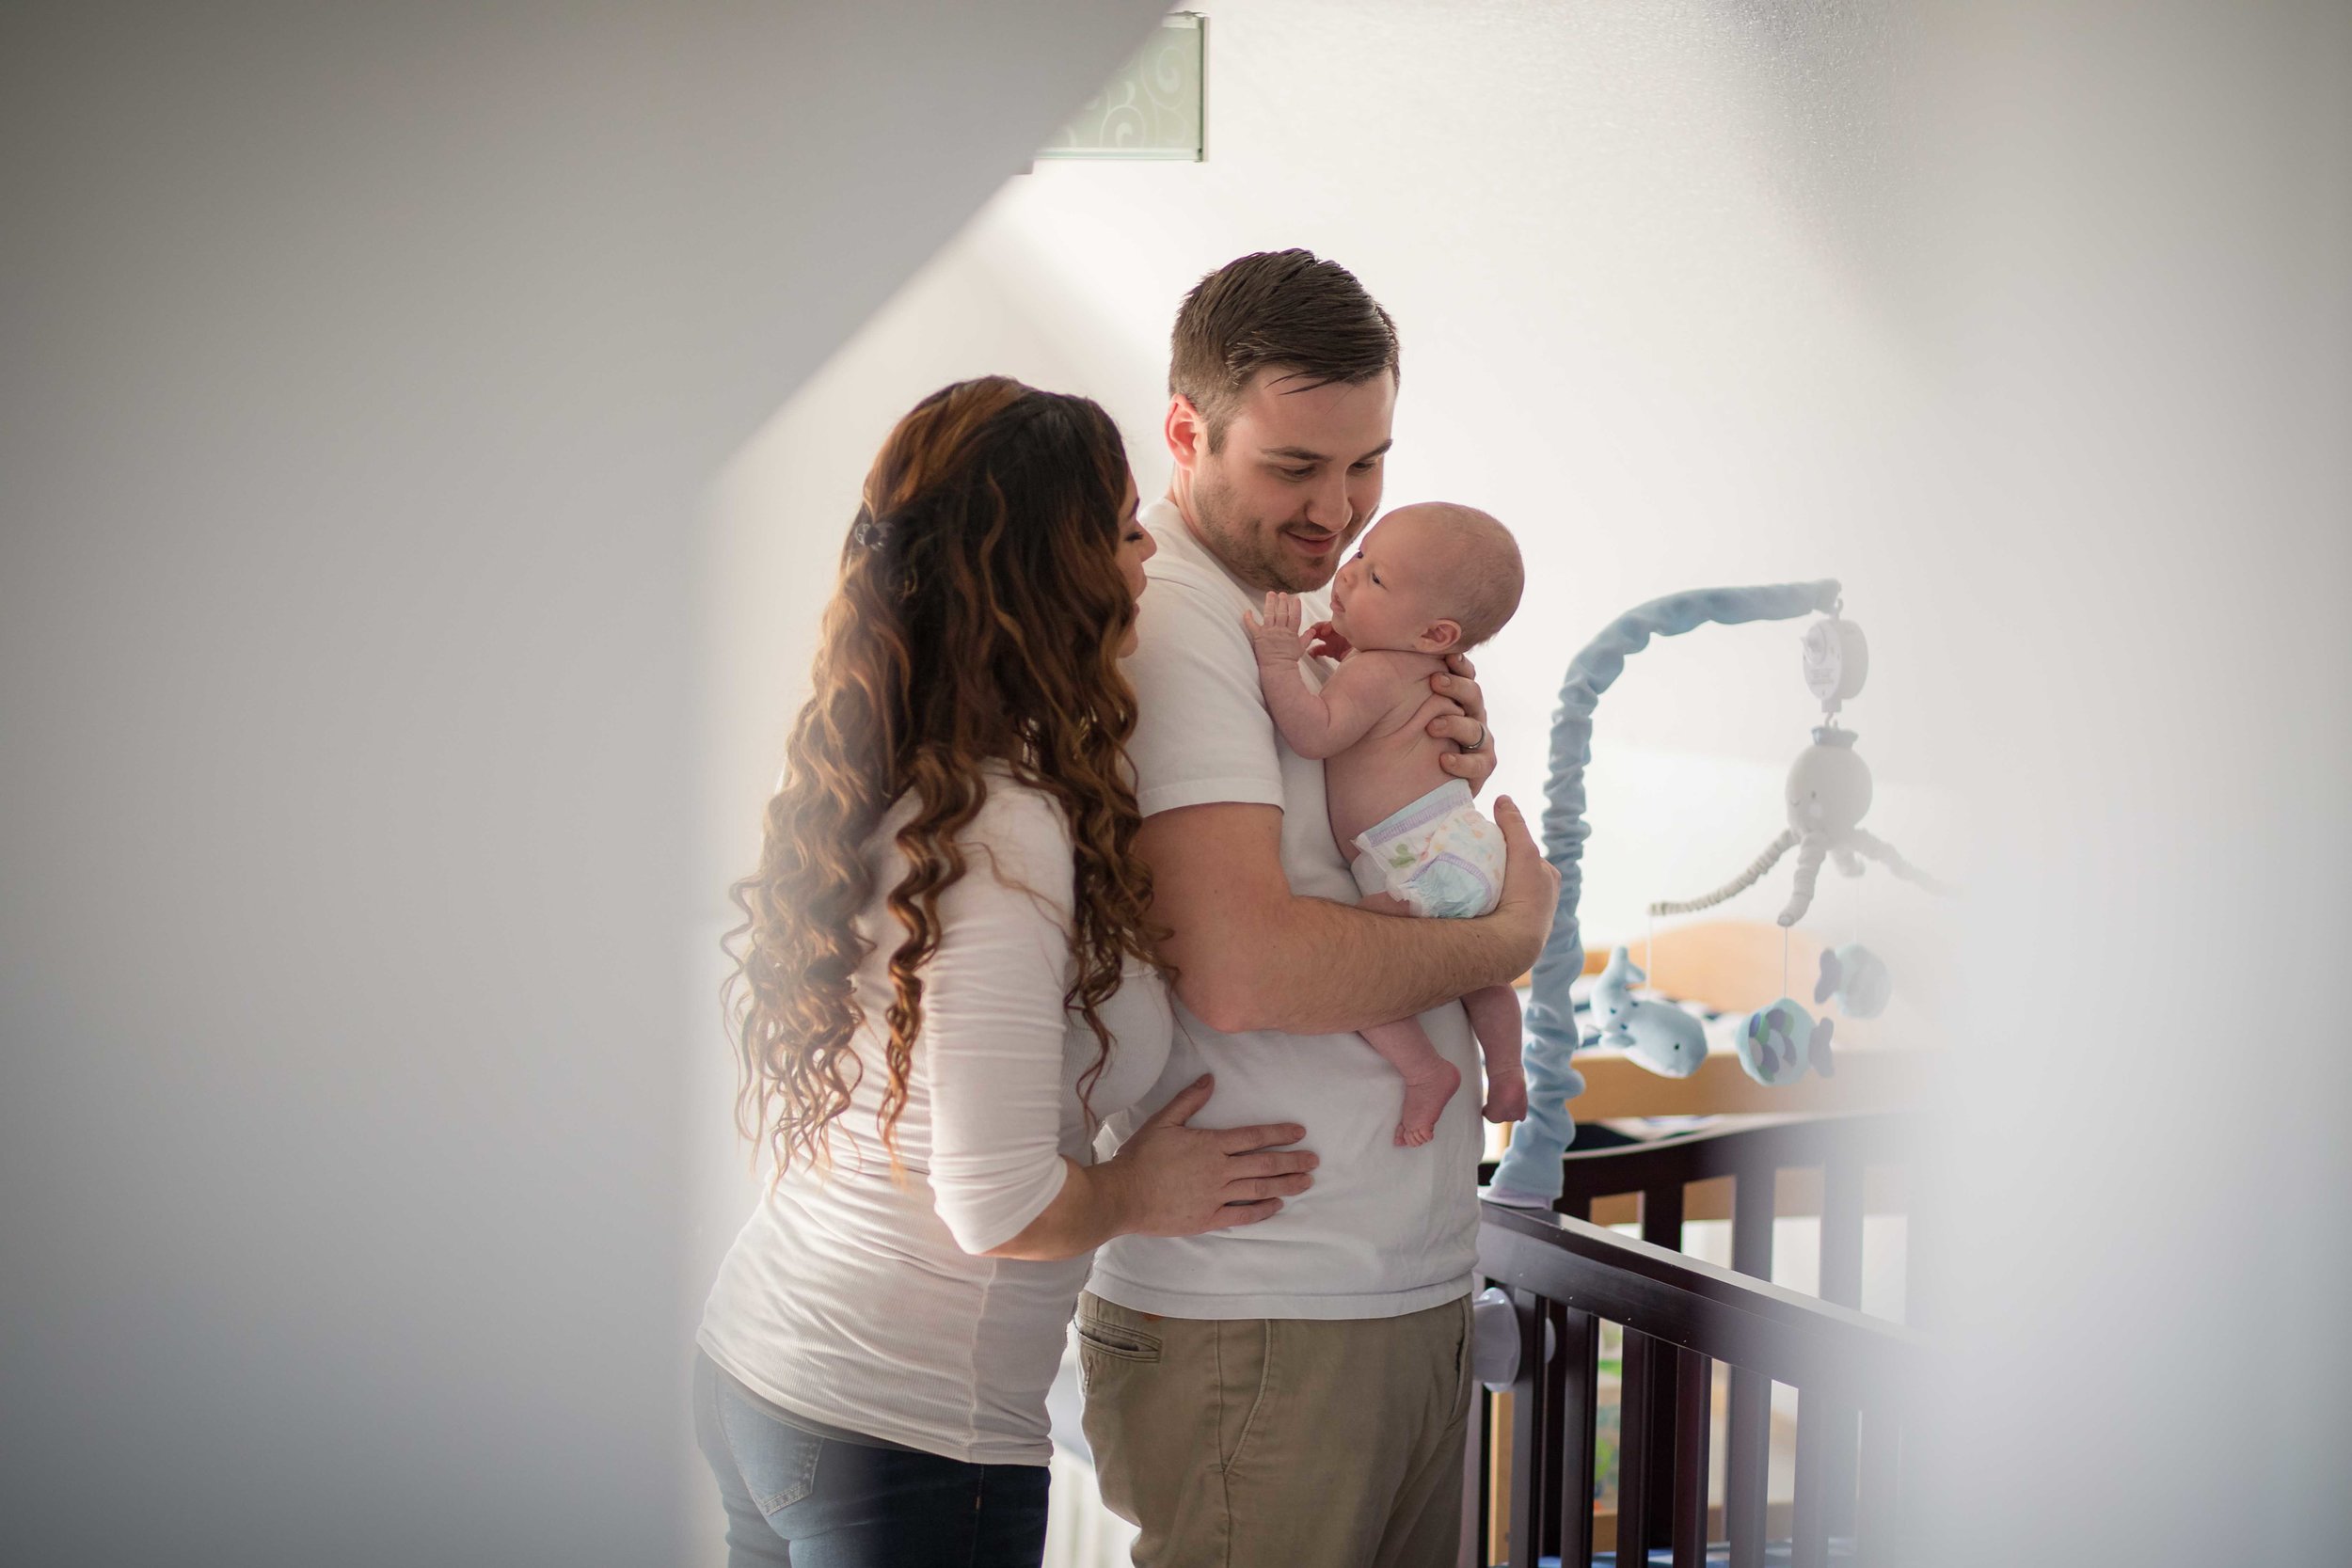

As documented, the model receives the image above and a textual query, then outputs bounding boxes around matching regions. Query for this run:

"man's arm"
[1140,798,1559,1037]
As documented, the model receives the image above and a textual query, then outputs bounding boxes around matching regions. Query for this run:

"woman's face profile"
[1114,472,1153,656]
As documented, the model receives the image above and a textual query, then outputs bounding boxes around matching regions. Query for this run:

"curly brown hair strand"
[725,376,1160,1179]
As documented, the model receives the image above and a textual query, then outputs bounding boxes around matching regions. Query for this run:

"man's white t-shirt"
[1085,500,1481,1322]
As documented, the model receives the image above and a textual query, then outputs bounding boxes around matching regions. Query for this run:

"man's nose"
[1303,468,1351,531]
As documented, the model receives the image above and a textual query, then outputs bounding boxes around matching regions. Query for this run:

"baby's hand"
[1242,592,1310,670]
[1305,618,1353,662]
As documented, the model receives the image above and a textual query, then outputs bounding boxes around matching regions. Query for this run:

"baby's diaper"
[1349,779,1505,919]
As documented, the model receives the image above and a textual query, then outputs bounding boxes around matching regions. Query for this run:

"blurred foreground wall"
[1909,3,2352,1561]
[0,5,1162,1564]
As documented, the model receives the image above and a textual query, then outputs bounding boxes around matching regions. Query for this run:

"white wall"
[702,0,1966,1071]
[0,5,1169,1565]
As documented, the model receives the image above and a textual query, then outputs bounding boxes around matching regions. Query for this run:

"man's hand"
[1429,652,1497,792]
[1242,592,1311,673]
[1487,796,1561,975]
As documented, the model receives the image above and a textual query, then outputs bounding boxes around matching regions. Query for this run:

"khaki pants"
[1076,1291,1472,1568]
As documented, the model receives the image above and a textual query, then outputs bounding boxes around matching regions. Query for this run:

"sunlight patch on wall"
[1039,12,1205,161]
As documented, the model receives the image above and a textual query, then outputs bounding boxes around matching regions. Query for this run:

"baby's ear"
[1415,619,1464,654]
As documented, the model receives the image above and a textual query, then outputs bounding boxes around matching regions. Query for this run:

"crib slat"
[1508,1290,1551,1568]
[1726,1168,1776,1568]
[1818,1150,1865,1542]
[1671,1348,1712,1568]
[1539,1298,1571,1562]
[1790,1390,1834,1568]
[1558,1306,1600,1568]
[1818,1149,1864,1307]
[1641,1184,1688,1547]
[1856,1405,1899,1564]
[1616,1328,1658,1568]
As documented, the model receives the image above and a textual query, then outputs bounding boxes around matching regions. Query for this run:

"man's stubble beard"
[1191,463,1346,595]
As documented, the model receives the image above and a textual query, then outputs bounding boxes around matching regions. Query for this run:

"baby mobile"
[1486,580,1947,1211]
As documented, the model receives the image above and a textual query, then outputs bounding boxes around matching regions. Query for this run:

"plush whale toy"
[1590,946,1708,1078]
[1737,997,1835,1086]
[1815,942,1892,1020]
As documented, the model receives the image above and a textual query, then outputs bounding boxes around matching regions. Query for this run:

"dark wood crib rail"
[1466,1114,1931,1568]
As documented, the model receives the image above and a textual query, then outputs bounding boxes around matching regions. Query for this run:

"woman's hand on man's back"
[1102,1074,1316,1236]
[981,1074,1315,1260]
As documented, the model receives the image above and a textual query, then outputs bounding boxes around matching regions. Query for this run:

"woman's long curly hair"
[725,376,1160,1177]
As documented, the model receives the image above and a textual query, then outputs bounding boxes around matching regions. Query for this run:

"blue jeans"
[691,1353,1051,1568]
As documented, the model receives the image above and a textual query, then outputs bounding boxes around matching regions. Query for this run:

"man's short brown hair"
[1169,249,1400,451]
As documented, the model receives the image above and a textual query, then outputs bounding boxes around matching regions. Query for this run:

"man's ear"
[1164,394,1207,472]
[1416,619,1465,655]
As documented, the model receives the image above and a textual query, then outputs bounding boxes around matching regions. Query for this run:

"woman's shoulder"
[871,770,1070,844]
[935,773,1077,912]
[967,774,1073,855]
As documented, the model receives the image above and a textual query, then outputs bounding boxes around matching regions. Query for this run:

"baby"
[1245,502,1529,1147]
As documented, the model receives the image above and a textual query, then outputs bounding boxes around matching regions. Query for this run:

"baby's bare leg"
[1358,1016,1462,1148]
[1464,984,1527,1122]
[1353,888,1460,1145]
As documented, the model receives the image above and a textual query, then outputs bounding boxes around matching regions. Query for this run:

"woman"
[695,377,1319,1567]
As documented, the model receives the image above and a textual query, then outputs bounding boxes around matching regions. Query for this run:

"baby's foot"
[1482,1068,1528,1124]
[1395,1059,1462,1147]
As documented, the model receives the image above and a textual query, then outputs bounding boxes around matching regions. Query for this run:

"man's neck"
[1160,478,1256,592]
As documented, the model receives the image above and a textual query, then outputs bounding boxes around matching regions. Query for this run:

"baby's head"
[1328,502,1524,656]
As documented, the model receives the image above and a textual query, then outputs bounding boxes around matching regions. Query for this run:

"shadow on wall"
[0,5,1172,1567]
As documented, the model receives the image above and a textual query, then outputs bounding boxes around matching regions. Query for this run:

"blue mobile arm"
[1487,579,1841,1205]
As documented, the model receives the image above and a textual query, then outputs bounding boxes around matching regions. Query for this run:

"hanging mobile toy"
[1651,607,1947,1088]
[1817,942,1893,1020]
[1490,581,1952,1207]
[1588,946,1707,1078]
[1649,610,1947,929]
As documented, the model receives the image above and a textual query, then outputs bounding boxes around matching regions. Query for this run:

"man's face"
[1179,369,1395,594]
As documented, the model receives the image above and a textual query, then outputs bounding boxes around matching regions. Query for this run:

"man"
[1080,250,1559,1566]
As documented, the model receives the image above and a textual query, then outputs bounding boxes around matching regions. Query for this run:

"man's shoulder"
[1142,549,1246,611]
[1134,564,1254,672]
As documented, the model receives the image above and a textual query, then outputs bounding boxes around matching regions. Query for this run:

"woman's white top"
[698,780,1170,1466]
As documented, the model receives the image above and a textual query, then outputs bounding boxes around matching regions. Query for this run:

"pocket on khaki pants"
[1076,1295,1164,1389]
[1074,1292,1180,1536]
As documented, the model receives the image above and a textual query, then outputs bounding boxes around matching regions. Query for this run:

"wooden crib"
[1465,1112,1931,1567]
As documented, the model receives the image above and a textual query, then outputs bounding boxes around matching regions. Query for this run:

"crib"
[1464,1111,1930,1568]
